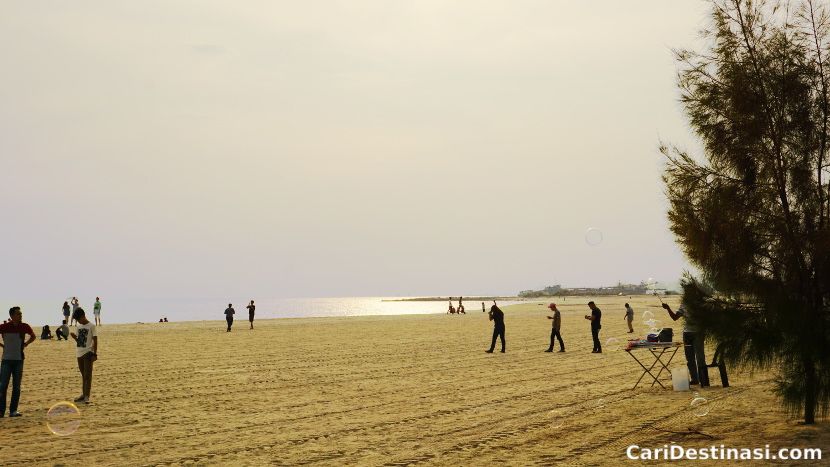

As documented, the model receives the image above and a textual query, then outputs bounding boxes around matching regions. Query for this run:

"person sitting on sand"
[40,325,53,340]
[224,304,235,332]
[624,303,634,333]
[486,304,505,353]
[545,303,565,352]
[56,320,69,341]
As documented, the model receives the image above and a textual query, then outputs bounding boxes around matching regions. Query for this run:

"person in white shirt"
[70,308,98,404]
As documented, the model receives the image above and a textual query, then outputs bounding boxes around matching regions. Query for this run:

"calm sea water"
[2,297,524,326]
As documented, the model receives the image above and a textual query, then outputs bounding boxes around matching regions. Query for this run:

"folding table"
[624,341,684,389]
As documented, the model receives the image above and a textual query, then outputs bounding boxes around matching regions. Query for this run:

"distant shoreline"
[381,297,521,302]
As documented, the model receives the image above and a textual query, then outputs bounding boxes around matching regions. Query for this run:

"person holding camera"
[70,308,98,404]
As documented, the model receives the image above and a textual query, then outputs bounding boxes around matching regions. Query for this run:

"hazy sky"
[1,1,710,301]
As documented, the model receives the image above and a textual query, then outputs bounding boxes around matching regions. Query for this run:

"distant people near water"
[585,301,602,353]
[1,306,36,417]
[56,320,69,341]
[41,325,53,340]
[485,303,505,353]
[457,296,465,314]
[447,298,456,314]
[159,318,163,323]
[624,303,634,333]
[481,302,485,313]
[62,301,70,325]
[93,297,102,326]
[662,303,709,387]
[70,297,80,325]
[70,308,98,404]
[545,303,565,352]
[224,304,235,332]
[247,300,255,329]
[163,317,168,323]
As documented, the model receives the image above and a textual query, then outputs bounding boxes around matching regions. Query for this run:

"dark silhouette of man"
[585,301,602,353]
[486,304,505,353]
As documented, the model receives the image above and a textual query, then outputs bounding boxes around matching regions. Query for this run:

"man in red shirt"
[0,306,36,417]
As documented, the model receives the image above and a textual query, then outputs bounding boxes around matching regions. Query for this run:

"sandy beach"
[2,296,827,466]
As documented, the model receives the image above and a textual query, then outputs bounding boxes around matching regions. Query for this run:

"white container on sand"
[672,367,690,391]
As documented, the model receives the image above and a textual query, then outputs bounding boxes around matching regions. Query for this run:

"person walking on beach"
[247,300,255,330]
[0,307,36,417]
[224,304,235,332]
[56,320,69,341]
[93,297,102,326]
[70,308,97,404]
[486,304,506,353]
[624,303,634,333]
[585,301,602,353]
[457,296,465,314]
[481,302,485,313]
[662,303,709,387]
[62,301,70,325]
[545,303,565,352]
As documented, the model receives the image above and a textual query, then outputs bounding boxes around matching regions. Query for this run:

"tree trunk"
[804,357,817,424]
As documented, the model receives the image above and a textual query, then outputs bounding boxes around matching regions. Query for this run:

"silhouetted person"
[247,300,255,329]
[70,297,80,325]
[70,308,98,404]
[662,303,709,387]
[585,301,602,353]
[486,304,505,353]
[62,301,70,325]
[163,317,168,323]
[624,303,634,333]
[481,302,485,313]
[56,320,69,341]
[40,325,53,340]
[93,297,102,326]
[457,296,465,314]
[224,304,235,332]
[545,303,565,352]
[0,306,36,417]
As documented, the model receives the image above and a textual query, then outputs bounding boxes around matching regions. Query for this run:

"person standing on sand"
[62,301,70,325]
[247,300,255,330]
[481,302,485,313]
[545,303,565,352]
[70,308,97,404]
[70,298,80,325]
[224,304,235,332]
[585,301,602,353]
[662,303,709,387]
[624,303,634,333]
[485,304,506,353]
[93,297,102,326]
[458,296,465,314]
[0,307,36,417]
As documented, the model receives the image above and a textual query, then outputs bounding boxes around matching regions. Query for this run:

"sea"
[2,297,525,326]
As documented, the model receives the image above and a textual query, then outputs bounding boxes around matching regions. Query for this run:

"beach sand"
[2,296,828,466]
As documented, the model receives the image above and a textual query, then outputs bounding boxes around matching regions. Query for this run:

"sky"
[0,1,711,303]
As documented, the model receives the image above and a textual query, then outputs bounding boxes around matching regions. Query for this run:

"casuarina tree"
[663,0,830,423]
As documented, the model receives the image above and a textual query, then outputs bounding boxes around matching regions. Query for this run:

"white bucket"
[672,367,690,391]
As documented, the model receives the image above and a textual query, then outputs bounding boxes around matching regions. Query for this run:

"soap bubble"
[548,409,565,429]
[594,398,606,409]
[690,396,710,416]
[642,310,655,321]
[605,337,621,350]
[46,402,81,436]
[584,228,603,246]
